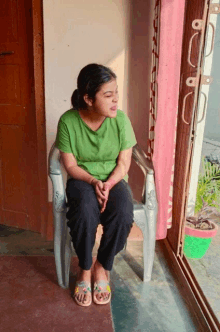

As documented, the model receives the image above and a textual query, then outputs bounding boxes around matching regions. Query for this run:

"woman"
[55,63,137,307]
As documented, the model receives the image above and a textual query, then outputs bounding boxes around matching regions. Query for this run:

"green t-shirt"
[55,109,137,182]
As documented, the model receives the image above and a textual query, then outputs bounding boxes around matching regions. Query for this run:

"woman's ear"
[83,94,93,107]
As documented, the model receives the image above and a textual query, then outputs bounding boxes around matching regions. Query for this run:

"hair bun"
[71,89,79,109]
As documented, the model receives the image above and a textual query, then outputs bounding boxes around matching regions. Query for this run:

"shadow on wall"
[127,0,156,202]
[106,0,157,203]
[107,49,125,112]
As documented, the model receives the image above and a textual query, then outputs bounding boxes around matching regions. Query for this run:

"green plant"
[195,157,220,214]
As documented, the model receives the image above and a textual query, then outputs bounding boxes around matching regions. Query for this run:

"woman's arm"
[105,147,133,190]
[61,151,95,185]
[60,151,106,206]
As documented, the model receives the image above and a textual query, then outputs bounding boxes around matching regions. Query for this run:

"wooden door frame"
[162,0,220,330]
[32,0,48,237]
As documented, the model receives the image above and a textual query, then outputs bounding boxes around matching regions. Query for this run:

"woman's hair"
[71,63,117,110]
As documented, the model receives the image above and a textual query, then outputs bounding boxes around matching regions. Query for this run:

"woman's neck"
[78,109,106,131]
[79,109,105,124]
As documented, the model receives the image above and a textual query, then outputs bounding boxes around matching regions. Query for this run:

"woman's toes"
[83,295,89,304]
[96,294,103,301]
[96,292,109,301]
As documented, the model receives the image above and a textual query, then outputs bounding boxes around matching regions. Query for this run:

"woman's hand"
[91,179,107,212]
[91,179,110,213]
[100,182,110,213]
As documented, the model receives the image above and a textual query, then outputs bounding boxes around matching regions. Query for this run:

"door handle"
[182,92,193,125]
[0,51,14,57]
[187,19,205,68]
[205,22,215,57]
[187,32,199,68]
[197,92,207,124]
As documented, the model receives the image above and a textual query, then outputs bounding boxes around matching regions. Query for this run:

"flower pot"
[183,220,218,259]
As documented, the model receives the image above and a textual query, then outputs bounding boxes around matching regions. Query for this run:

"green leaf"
[195,157,220,214]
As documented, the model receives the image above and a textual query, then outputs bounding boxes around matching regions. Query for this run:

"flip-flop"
[74,281,92,307]
[93,280,111,305]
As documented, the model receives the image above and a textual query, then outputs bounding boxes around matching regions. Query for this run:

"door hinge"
[209,3,220,14]
[192,19,205,30]
[186,75,213,87]
[201,75,213,85]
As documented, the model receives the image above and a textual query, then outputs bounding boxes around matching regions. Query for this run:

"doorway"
[0,0,47,236]
[165,0,220,330]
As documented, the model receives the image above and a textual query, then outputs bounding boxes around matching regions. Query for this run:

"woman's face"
[87,79,119,118]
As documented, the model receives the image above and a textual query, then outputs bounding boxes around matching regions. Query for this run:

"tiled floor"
[0,224,200,331]
[111,241,198,332]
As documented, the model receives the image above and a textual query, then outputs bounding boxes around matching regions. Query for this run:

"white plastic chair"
[49,143,158,288]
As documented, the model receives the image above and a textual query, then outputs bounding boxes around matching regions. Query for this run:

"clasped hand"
[92,180,110,213]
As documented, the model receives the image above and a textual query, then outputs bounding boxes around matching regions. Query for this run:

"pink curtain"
[152,0,186,240]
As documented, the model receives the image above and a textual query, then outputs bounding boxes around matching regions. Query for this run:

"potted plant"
[184,157,220,259]
[183,214,218,259]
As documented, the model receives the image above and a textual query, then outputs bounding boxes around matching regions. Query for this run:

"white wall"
[43,0,129,200]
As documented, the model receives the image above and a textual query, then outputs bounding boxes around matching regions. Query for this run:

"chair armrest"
[132,144,156,206]
[48,142,62,175]
[48,143,67,212]
[132,144,154,175]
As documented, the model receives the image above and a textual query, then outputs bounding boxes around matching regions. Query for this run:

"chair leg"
[54,242,65,288]
[54,211,71,289]
[143,209,157,282]
[143,231,156,282]
[54,212,67,288]
[63,223,72,288]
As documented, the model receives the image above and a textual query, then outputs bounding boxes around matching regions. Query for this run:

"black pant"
[66,178,134,271]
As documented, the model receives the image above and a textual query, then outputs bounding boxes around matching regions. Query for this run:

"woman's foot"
[93,260,111,304]
[74,268,92,306]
